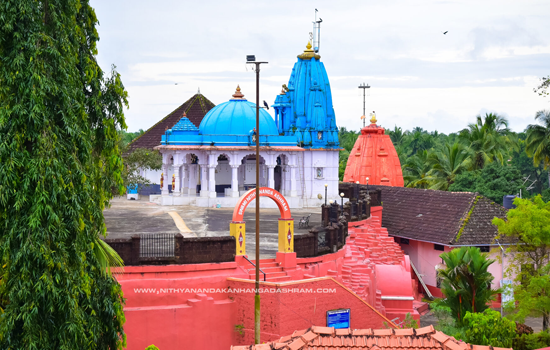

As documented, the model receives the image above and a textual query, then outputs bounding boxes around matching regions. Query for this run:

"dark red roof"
[231,325,508,350]
[341,184,507,246]
[127,94,215,152]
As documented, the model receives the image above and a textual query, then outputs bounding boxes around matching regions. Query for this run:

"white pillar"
[181,164,188,195]
[267,165,275,189]
[281,165,287,195]
[180,164,187,196]
[189,164,197,195]
[208,165,216,198]
[200,164,209,197]
[231,165,239,197]
[290,165,297,197]
[173,165,181,196]
[161,164,169,195]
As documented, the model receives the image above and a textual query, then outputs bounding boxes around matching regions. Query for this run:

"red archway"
[232,187,291,222]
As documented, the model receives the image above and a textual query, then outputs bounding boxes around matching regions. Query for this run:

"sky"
[92,0,550,134]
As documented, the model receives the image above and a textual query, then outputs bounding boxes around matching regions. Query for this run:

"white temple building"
[152,42,341,208]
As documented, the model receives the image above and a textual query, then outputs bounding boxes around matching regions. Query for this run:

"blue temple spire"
[273,41,339,149]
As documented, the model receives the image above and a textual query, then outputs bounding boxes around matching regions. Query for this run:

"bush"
[430,300,465,341]
[514,331,550,350]
[462,309,516,348]
[145,345,160,350]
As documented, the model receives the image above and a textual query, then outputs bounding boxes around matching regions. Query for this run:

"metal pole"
[358,83,370,127]
[247,56,267,345]
[254,62,261,345]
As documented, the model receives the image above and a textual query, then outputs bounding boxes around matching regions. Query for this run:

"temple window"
[316,167,323,178]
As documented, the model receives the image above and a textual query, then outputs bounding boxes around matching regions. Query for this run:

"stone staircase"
[239,259,292,282]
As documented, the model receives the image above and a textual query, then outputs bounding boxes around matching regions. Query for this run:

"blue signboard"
[327,309,350,329]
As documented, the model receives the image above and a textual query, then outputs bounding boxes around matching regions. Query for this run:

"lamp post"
[340,192,345,211]
[366,177,369,191]
[358,83,370,127]
[246,54,268,345]
[324,184,328,206]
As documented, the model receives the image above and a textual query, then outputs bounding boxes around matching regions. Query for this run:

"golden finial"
[232,85,245,99]
[298,39,321,60]
[369,111,377,124]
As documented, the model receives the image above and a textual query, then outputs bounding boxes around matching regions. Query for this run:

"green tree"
[534,76,549,98]
[449,162,525,203]
[402,150,435,189]
[459,113,515,170]
[119,129,145,148]
[122,148,163,190]
[511,135,549,196]
[428,142,471,191]
[0,1,127,348]
[338,127,360,180]
[438,247,499,326]
[463,309,516,347]
[493,196,550,330]
[525,110,550,188]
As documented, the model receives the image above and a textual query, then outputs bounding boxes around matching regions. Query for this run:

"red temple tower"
[343,114,404,186]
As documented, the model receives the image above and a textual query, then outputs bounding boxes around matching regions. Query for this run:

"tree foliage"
[525,110,550,188]
[493,196,550,331]
[0,0,127,348]
[463,309,516,348]
[449,162,525,203]
[534,76,550,98]
[122,148,163,190]
[437,247,499,326]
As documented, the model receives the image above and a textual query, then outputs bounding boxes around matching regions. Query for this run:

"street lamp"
[324,184,328,206]
[340,192,345,210]
[246,54,268,345]
[366,177,369,191]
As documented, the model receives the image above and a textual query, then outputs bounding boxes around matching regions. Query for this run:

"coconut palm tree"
[402,150,435,189]
[525,110,550,187]
[438,247,500,326]
[428,143,472,191]
[387,126,406,146]
[459,113,515,170]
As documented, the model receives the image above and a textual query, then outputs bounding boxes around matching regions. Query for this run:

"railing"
[243,256,266,282]
[140,233,175,258]
[410,259,434,300]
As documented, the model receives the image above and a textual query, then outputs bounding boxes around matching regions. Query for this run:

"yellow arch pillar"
[278,218,294,253]
[230,221,246,256]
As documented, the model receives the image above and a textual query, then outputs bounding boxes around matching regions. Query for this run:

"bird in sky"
[263,100,269,110]
[443,31,448,35]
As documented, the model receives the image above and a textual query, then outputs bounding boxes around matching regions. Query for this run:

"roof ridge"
[126,94,209,150]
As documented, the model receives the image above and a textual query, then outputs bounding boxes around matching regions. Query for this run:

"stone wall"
[177,236,235,264]
[294,232,318,257]
[105,235,235,265]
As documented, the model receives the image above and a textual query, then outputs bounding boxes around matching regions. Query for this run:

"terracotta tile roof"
[341,184,507,246]
[127,93,215,152]
[231,325,508,350]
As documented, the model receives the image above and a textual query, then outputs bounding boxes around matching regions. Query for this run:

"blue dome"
[199,89,279,136]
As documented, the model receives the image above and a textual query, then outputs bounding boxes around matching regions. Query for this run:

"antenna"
[312,9,322,53]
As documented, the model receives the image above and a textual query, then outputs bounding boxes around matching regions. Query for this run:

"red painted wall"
[124,293,236,350]
[228,277,395,346]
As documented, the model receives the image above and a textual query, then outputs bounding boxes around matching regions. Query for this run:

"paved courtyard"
[104,196,322,258]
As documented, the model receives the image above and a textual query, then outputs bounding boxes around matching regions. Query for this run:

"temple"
[154,42,341,208]
[343,114,404,186]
